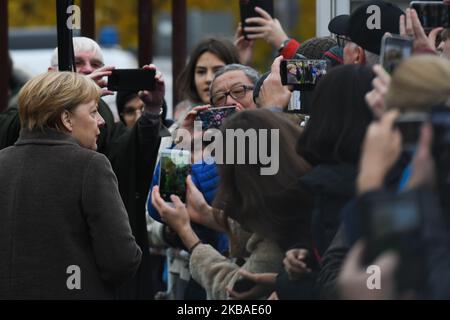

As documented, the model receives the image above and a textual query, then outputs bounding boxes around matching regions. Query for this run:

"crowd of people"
[2,0,450,300]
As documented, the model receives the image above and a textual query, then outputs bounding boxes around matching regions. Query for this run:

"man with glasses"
[210,64,260,110]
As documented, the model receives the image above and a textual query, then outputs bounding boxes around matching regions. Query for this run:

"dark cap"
[328,0,404,55]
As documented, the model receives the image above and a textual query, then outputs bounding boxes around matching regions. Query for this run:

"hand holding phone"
[159,150,191,203]
[196,106,237,130]
[107,69,156,92]
[380,35,413,74]
[280,59,328,91]
[240,0,275,40]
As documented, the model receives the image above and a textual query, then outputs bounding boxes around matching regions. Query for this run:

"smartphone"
[159,149,191,203]
[240,0,274,40]
[196,106,237,130]
[380,35,413,74]
[394,112,427,151]
[411,1,450,29]
[107,69,156,91]
[280,59,328,91]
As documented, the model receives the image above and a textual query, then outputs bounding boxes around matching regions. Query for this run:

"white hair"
[50,37,104,69]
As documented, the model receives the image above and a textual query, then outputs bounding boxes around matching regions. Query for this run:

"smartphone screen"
[411,1,450,29]
[380,36,413,74]
[197,106,237,130]
[240,0,274,40]
[107,69,156,92]
[280,59,328,90]
[159,150,191,203]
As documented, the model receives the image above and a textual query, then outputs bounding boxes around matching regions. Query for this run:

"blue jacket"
[148,158,228,252]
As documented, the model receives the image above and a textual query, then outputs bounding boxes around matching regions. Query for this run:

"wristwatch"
[278,38,292,53]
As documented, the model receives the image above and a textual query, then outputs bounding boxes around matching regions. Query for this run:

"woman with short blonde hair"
[18,71,99,131]
[0,71,142,299]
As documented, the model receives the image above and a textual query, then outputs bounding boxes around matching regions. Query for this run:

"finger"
[245,17,269,26]
[411,9,427,39]
[100,90,114,97]
[405,9,414,36]
[151,186,163,211]
[372,78,388,96]
[186,175,197,192]
[399,14,406,36]
[380,110,400,130]
[238,269,258,282]
[373,64,391,85]
[142,64,157,71]
[170,195,186,209]
[428,27,444,46]
[296,249,309,260]
[243,26,270,33]
[97,79,108,87]
[254,6,272,20]
[90,70,113,80]
[235,35,246,44]
[98,65,115,72]
[271,55,284,77]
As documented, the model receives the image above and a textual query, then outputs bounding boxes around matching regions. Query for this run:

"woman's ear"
[61,110,73,132]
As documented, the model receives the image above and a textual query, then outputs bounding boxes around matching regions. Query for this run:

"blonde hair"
[386,55,450,112]
[18,72,100,131]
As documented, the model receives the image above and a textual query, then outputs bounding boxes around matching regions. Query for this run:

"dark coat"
[0,129,142,299]
[300,164,357,257]
[0,99,163,299]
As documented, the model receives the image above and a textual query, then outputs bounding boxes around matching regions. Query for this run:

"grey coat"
[0,129,142,299]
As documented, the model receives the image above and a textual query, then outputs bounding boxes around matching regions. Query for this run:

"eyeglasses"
[336,35,351,48]
[210,84,254,107]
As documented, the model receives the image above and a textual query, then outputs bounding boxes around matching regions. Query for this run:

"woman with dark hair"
[152,109,314,299]
[145,38,241,299]
[174,38,241,120]
[295,65,374,258]
[243,65,376,300]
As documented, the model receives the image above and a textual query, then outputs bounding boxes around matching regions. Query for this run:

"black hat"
[328,0,404,55]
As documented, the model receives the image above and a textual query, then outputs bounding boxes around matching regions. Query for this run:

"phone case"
[107,69,156,91]
[240,0,275,39]
[197,106,237,130]
[159,150,191,203]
